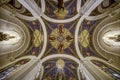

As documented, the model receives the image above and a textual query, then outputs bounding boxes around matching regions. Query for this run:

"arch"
[41,54,80,64]
[41,54,81,80]
[84,57,120,71]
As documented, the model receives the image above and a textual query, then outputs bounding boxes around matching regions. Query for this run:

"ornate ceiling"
[0,0,120,80]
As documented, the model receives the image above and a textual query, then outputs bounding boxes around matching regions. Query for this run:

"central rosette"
[49,24,73,53]
[57,35,64,42]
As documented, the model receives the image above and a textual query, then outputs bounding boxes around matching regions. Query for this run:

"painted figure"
[57,0,64,12]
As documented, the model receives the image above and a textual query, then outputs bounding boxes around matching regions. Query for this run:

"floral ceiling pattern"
[0,0,120,80]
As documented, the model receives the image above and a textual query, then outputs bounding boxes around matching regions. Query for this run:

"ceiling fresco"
[44,0,78,19]
[42,58,79,80]
[22,20,44,57]
[42,19,79,58]
[78,19,100,58]
[0,0,120,80]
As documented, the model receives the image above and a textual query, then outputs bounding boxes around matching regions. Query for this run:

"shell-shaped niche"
[103,30,120,47]
[0,8,30,67]
[0,19,29,56]
[93,14,120,57]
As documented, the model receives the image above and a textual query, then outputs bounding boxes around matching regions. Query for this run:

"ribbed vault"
[0,0,120,80]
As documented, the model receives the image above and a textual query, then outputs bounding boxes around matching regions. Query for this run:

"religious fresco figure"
[57,0,65,12]
[54,0,68,18]
[56,58,65,80]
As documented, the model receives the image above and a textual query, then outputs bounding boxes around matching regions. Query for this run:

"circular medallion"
[49,24,73,52]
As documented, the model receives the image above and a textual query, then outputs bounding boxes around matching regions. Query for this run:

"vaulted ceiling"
[0,0,120,80]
